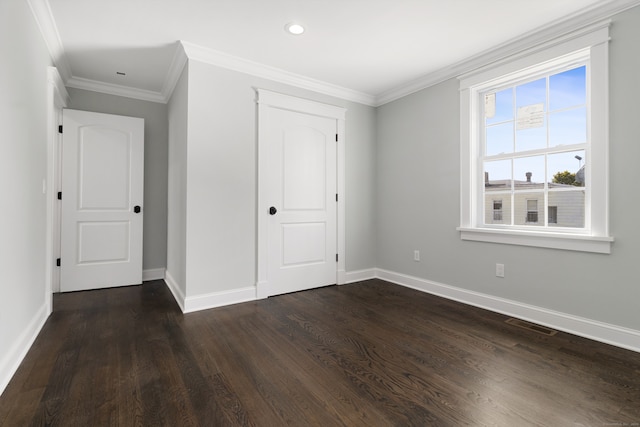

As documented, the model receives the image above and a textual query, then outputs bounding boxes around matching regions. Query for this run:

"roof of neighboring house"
[485,179,579,191]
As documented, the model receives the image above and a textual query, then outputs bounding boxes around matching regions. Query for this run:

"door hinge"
[335,134,338,142]
[56,258,61,267]
[336,193,338,202]
[58,125,63,134]
[336,254,339,262]
[57,191,62,200]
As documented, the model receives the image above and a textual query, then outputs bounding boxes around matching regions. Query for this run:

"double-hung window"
[458,22,613,254]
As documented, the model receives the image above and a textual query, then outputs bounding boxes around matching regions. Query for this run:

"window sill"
[457,227,613,254]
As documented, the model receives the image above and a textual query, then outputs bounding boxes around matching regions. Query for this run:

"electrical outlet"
[414,250,420,261]
[496,263,505,278]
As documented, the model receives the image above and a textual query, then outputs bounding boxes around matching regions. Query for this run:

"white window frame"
[458,21,613,254]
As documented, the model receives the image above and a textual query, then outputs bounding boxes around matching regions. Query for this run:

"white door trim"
[46,67,69,310]
[256,89,346,298]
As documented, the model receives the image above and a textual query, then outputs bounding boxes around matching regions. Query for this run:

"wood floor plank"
[181,311,279,425]
[244,308,394,426]
[1,279,639,426]
[283,288,529,426]
[268,298,454,425]
[249,312,397,426]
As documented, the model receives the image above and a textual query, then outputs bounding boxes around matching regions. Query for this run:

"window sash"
[478,61,588,232]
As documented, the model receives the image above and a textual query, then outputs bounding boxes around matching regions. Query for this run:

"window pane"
[486,122,513,156]
[484,159,511,191]
[516,78,546,108]
[549,107,587,147]
[549,66,586,111]
[516,121,547,152]
[486,88,513,125]
[515,78,546,152]
[548,190,585,228]
[514,192,544,226]
[547,150,585,187]
[514,155,544,190]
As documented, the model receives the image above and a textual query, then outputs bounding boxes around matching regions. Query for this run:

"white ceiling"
[40,0,638,105]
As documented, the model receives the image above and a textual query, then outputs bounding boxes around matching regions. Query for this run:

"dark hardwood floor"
[1,279,639,426]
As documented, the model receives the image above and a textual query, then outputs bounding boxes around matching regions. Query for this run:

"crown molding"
[47,66,70,106]
[64,43,187,104]
[180,41,377,106]
[27,0,180,104]
[65,43,187,104]
[161,43,189,102]
[27,0,640,107]
[375,0,640,106]
[26,0,72,82]
[66,76,167,103]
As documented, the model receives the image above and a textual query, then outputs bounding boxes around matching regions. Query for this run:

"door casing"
[46,67,69,307]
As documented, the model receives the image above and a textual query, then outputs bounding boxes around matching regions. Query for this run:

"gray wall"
[167,65,189,294]
[66,88,169,272]
[173,60,377,297]
[346,101,377,271]
[0,0,52,390]
[375,6,640,331]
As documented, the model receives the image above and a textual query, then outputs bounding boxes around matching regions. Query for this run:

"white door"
[264,108,337,296]
[60,109,144,292]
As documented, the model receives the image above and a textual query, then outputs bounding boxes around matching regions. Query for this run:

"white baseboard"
[337,269,347,285]
[375,268,640,353]
[143,268,165,281]
[183,286,257,313]
[162,267,638,353]
[164,270,186,312]
[0,303,49,396]
[345,268,377,284]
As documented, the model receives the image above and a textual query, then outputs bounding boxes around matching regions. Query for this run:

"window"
[526,199,538,223]
[483,64,586,229]
[458,23,613,254]
[548,206,558,224]
[493,200,503,222]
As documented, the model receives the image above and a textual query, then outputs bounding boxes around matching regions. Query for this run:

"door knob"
[134,205,141,213]
[269,206,277,215]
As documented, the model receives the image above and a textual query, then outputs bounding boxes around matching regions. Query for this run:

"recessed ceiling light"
[285,23,305,35]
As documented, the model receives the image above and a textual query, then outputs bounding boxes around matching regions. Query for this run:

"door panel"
[266,108,337,296]
[77,221,130,263]
[282,223,326,266]
[61,109,144,292]
[78,127,131,210]
[283,128,326,210]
